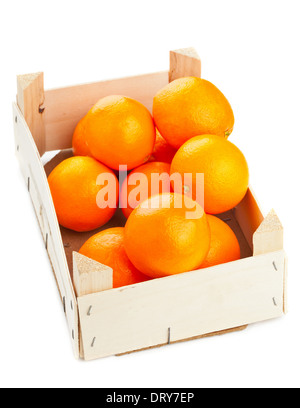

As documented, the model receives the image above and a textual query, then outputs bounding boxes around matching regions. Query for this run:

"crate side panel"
[78,250,285,361]
[13,103,80,359]
[44,71,169,152]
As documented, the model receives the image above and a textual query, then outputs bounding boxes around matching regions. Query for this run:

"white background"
[0,0,299,389]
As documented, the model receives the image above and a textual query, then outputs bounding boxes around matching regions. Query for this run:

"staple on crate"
[63,296,66,314]
[45,233,48,251]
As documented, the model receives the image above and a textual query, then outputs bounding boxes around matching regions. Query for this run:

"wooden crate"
[13,48,287,361]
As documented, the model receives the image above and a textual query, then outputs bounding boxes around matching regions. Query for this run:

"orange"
[148,129,177,163]
[153,77,234,148]
[201,215,241,268]
[48,156,119,232]
[170,135,249,214]
[124,193,210,278]
[85,95,156,170]
[120,161,171,219]
[72,116,91,157]
[79,227,150,289]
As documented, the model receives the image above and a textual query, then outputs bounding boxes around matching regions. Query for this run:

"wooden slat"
[116,325,248,357]
[13,103,79,359]
[169,47,201,82]
[78,250,285,361]
[17,73,46,156]
[43,71,169,152]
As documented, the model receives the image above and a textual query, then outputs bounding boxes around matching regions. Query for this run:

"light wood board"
[169,47,201,82]
[13,103,80,359]
[78,250,286,361]
[43,71,169,152]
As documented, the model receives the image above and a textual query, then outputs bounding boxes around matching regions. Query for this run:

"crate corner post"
[73,252,113,297]
[253,209,287,314]
[253,209,284,256]
[73,252,113,360]
[17,72,46,156]
[169,47,201,82]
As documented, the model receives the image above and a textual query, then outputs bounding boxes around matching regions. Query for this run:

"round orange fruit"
[201,215,241,269]
[153,77,234,148]
[124,193,210,278]
[85,95,156,170]
[72,116,91,157]
[171,134,249,214]
[79,227,150,289]
[148,129,177,164]
[48,156,119,232]
[120,161,171,219]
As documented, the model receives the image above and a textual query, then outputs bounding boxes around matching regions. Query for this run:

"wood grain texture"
[17,73,46,156]
[43,71,169,152]
[116,325,248,357]
[73,252,113,297]
[169,47,201,82]
[78,250,285,361]
[253,209,284,256]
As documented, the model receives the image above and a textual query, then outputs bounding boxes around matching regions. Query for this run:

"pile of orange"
[48,76,249,288]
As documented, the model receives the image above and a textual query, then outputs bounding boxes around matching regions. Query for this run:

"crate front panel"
[78,250,285,361]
